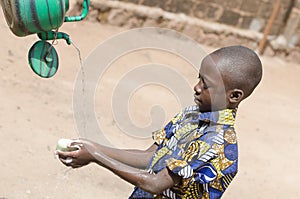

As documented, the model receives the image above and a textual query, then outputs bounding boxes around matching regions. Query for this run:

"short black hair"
[212,45,263,98]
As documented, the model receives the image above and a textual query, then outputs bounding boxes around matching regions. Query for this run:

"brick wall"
[73,0,300,63]
[286,0,300,47]
[119,0,294,35]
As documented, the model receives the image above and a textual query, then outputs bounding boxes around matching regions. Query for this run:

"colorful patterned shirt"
[129,105,238,199]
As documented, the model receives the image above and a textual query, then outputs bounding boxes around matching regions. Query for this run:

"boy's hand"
[56,139,97,168]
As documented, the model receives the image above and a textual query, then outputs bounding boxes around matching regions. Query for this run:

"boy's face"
[193,55,227,112]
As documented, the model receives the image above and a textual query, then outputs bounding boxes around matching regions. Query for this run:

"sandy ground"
[0,7,300,199]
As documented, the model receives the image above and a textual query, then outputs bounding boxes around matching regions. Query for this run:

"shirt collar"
[199,108,237,126]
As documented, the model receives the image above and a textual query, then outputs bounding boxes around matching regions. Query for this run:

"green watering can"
[1,0,90,78]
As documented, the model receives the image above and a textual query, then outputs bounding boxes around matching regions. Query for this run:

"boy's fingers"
[69,141,83,149]
[71,164,83,169]
[77,138,96,146]
[56,150,77,159]
[59,157,72,166]
[59,157,83,168]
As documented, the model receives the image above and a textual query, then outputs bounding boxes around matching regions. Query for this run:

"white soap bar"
[56,138,80,152]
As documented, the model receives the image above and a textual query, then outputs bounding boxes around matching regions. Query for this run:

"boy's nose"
[194,83,201,94]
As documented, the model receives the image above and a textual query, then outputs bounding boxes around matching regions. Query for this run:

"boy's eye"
[202,80,209,89]
[198,75,209,89]
[203,83,209,89]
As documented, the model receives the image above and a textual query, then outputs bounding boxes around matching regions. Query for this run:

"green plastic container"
[1,0,70,36]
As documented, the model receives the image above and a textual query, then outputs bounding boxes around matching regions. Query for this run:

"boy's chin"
[196,104,212,113]
[198,108,212,113]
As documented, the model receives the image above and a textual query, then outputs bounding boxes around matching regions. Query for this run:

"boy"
[57,45,262,198]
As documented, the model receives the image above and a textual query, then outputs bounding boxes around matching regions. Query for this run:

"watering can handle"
[64,0,90,22]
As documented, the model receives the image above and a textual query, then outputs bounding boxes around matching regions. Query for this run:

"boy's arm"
[61,139,157,169]
[57,140,180,194]
[95,143,158,169]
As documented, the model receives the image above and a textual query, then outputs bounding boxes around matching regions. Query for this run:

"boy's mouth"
[194,94,201,104]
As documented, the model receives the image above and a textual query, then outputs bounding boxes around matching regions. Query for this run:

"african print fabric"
[129,105,238,199]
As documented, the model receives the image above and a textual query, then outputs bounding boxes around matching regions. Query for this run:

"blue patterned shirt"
[129,105,238,199]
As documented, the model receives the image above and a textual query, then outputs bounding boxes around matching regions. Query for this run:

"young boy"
[57,45,262,198]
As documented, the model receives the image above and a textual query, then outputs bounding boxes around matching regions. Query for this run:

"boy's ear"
[228,89,244,104]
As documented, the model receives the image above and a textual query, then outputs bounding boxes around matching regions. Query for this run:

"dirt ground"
[0,6,300,199]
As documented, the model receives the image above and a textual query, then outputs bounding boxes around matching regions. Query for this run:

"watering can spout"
[0,0,90,78]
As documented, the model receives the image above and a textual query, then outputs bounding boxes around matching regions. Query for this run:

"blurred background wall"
[73,0,300,63]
